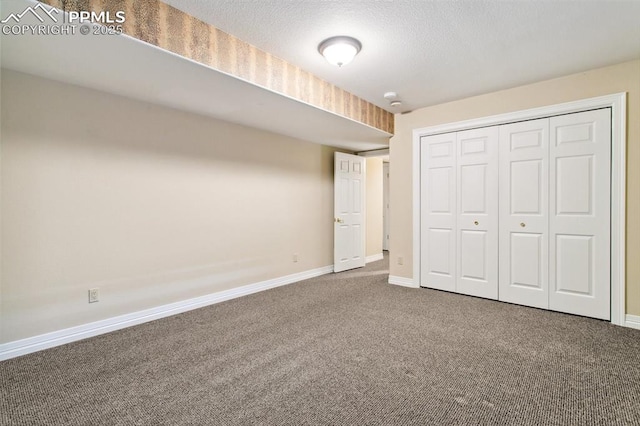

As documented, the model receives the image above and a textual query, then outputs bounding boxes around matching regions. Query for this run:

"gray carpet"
[2,255,640,425]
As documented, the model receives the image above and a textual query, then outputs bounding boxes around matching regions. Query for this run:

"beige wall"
[0,70,339,343]
[390,59,640,315]
[366,157,384,258]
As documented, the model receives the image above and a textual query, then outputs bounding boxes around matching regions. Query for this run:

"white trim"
[366,253,384,263]
[412,93,627,326]
[389,275,418,288]
[610,95,627,326]
[0,265,333,361]
[383,162,390,251]
[412,122,421,289]
[625,315,640,330]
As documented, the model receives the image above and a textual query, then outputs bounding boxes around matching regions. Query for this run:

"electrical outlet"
[88,288,99,303]
[397,256,404,266]
[293,254,299,263]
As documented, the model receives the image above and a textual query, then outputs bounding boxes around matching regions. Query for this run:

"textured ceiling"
[164,0,640,113]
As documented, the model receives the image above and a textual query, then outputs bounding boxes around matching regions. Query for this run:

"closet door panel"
[420,133,457,291]
[499,119,549,309]
[549,109,611,320]
[456,127,499,299]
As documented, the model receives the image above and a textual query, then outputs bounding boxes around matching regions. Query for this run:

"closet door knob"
[520,222,526,228]
[474,221,479,226]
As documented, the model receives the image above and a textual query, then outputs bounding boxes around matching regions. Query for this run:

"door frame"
[412,93,627,326]
[383,162,390,251]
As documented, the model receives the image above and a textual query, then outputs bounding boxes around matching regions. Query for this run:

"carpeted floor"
[2,255,640,425]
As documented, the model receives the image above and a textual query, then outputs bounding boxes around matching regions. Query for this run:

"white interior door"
[383,162,390,251]
[420,133,457,291]
[499,119,550,309]
[334,152,366,273]
[549,109,611,320]
[456,127,499,299]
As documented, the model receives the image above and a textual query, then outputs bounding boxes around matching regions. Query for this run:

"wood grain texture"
[40,0,394,134]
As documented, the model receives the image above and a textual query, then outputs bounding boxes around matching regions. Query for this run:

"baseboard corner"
[624,314,640,330]
[388,275,418,288]
[366,253,384,264]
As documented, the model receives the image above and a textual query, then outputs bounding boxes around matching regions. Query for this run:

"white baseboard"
[625,315,640,330]
[0,265,333,361]
[388,275,418,288]
[366,253,384,263]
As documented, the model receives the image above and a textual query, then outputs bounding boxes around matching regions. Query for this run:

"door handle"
[474,221,479,226]
[520,222,526,228]
[335,218,344,223]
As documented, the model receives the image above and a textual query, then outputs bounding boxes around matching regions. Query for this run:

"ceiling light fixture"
[383,92,398,101]
[318,36,362,67]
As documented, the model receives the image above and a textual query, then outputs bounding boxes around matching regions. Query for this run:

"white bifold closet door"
[420,128,498,299]
[498,119,550,309]
[456,127,499,299]
[420,133,457,292]
[499,109,611,320]
[422,108,611,320]
[549,110,611,320]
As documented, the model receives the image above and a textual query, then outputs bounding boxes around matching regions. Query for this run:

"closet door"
[420,133,457,291]
[549,109,611,320]
[498,119,550,309]
[456,127,499,299]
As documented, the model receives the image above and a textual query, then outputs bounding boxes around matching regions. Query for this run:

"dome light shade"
[318,36,362,67]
